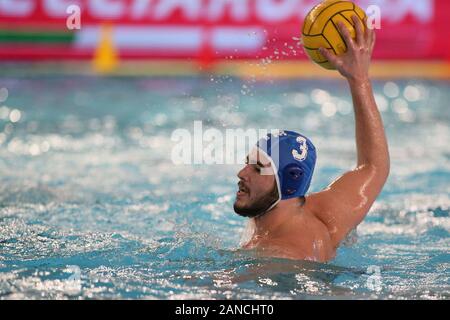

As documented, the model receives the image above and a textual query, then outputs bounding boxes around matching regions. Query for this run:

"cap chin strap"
[252,197,280,219]
[251,147,283,219]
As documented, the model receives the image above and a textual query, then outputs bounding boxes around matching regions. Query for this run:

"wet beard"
[234,184,279,218]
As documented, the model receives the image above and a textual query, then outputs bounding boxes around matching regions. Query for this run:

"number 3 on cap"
[292,136,308,161]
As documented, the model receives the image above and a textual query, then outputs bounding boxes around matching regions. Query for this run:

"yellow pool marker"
[93,24,119,74]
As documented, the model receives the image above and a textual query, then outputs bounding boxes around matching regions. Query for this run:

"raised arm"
[308,16,390,248]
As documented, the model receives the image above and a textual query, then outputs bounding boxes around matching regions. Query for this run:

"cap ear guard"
[256,130,316,203]
[281,164,304,198]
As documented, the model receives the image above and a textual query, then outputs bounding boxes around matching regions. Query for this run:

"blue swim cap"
[256,130,316,202]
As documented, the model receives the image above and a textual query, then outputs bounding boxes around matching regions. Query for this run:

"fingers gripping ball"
[302,0,366,70]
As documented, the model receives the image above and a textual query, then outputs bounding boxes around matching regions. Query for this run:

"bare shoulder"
[304,164,388,248]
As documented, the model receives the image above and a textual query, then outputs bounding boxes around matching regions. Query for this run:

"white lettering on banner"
[358,0,433,23]
[91,0,126,19]
[397,0,433,22]
[44,0,80,18]
[0,0,436,24]
[153,0,201,21]
[0,0,35,16]
[256,0,299,22]
[130,0,152,19]
[208,0,249,22]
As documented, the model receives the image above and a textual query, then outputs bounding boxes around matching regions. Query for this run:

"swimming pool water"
[0,75,449,299]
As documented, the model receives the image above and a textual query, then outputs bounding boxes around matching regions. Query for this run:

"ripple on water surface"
[0,77,449,299]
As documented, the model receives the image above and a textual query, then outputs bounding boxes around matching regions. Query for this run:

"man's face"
[233,148,279,218]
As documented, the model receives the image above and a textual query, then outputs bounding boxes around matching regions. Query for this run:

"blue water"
[0,74,449,299]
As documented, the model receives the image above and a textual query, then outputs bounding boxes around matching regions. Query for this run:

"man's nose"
[237,165,250,181]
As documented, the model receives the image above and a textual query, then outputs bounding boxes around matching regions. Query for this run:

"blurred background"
[0,1,449,299]
[0,0,449,77]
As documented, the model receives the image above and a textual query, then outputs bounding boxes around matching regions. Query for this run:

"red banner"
[0,0,449,61]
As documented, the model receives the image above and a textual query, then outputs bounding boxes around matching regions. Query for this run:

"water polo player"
[234,17,389,262]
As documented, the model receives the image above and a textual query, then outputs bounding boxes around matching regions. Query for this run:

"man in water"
[234,16,389,262]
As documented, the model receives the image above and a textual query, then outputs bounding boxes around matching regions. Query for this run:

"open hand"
[319,15,376,82]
